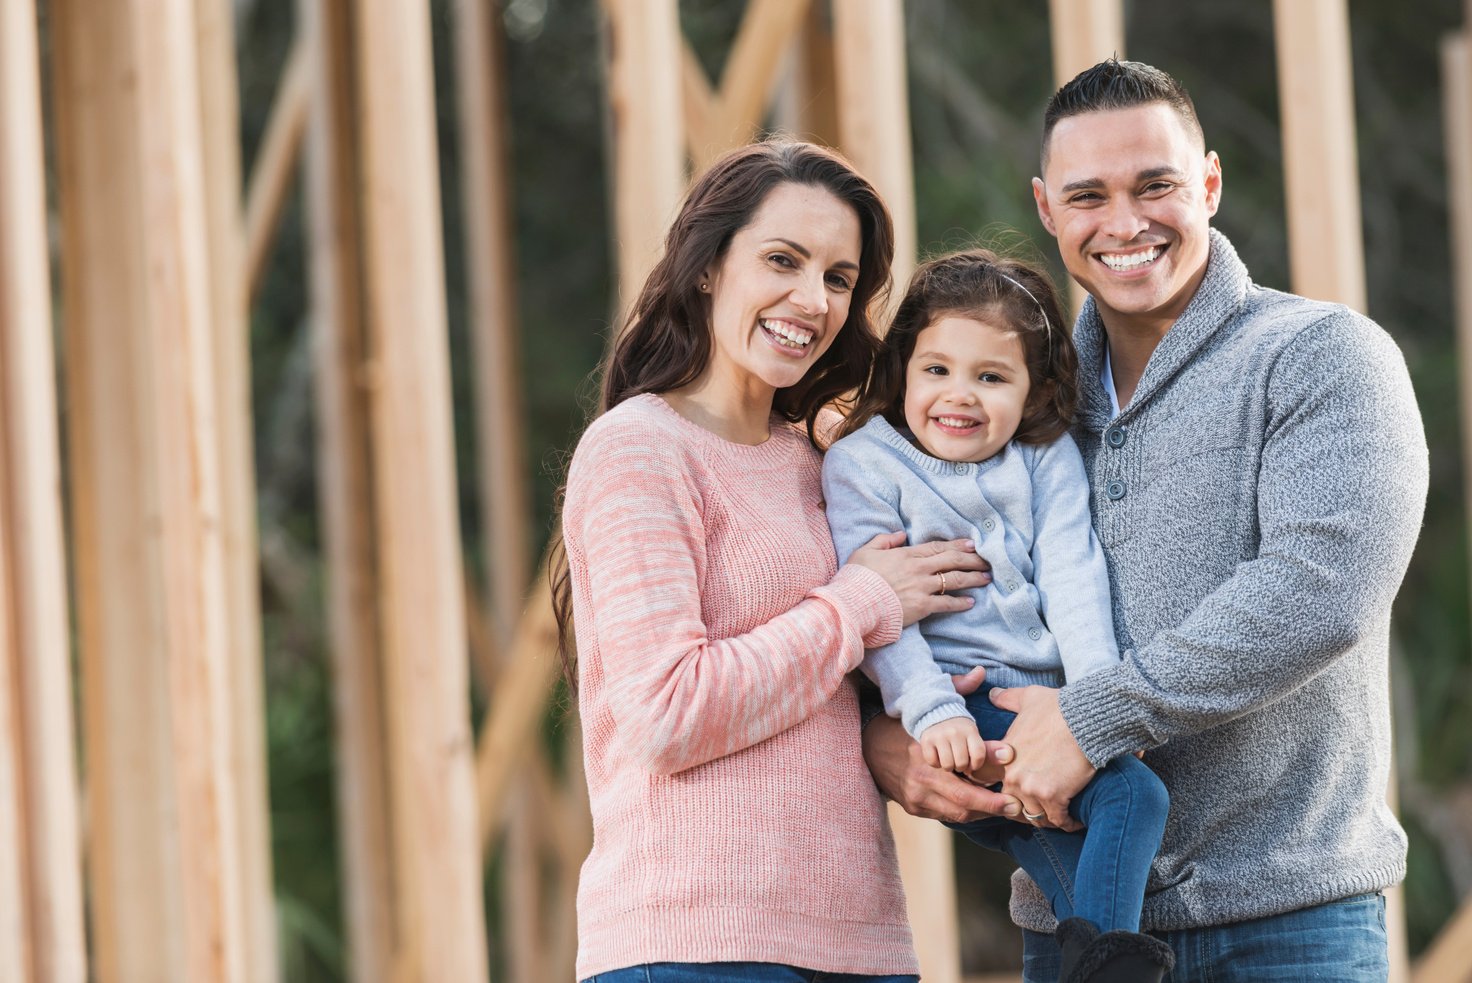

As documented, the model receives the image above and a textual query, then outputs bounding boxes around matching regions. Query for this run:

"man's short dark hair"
[1041,59,1203,168]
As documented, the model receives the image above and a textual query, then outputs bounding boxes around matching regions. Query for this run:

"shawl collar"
[1071,228,1250,433]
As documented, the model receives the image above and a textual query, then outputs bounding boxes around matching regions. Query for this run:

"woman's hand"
[848,532,991,626]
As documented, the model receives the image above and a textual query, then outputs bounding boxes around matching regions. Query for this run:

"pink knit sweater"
[564,394,917,979]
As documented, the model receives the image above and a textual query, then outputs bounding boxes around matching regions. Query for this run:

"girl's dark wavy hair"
[841,248,1077,446]
[550,140,896,686]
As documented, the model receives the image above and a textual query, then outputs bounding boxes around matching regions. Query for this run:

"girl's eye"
[923,365,948,376]
[980,372,1004,384]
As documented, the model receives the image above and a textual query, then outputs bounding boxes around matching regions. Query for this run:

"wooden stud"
[300,0,397,977]
[245,39,311,305]
[1047,0,1124,87]
[772,1,841,150]
[1046,0,1124,318]
[352,0,490,975]
[0,1,88,980]
[1446,30,1472,673]
[1413,892,1472,983]
[602,0,687,309]
[1272,0,1367,312]
[51,0,249,977]
[833,0,917,288]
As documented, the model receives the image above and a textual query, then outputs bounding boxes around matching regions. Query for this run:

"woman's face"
[699,182,863,402]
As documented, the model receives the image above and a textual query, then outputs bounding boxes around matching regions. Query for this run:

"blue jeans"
[1020,892,1388,982]
[946,684,1169,933]
[583,965,918,983]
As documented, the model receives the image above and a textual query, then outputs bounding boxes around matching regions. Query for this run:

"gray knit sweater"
[1008,230,1428,932]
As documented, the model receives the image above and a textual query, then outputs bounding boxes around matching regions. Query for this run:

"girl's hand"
[921,717,987,772]
[848,532,990,625]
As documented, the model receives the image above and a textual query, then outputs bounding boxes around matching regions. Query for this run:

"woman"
[555,140,990,983]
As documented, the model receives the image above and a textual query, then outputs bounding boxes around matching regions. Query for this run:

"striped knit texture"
[564,394,916,979]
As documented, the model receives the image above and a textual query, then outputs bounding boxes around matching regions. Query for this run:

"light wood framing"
[1272,0,1368,312]
[1047,0,1124,86]
[0,2,88,980]
[300,0,398,977]
[51,0,252,977]
[351,0,490,977]
[245,38,311,304]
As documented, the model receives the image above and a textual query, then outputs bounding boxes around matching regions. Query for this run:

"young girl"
[823,249,1174,982]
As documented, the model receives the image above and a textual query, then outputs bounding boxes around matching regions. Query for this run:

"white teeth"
[761,319,814,348]
[1100,246,1161,271]
[936,417,977,428]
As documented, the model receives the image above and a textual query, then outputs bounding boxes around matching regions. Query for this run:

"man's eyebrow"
[1058,166,1188,195]
[768,238,860,271]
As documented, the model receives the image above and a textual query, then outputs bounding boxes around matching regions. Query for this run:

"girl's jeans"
[583,965,918,982]
[945,684,1169,934]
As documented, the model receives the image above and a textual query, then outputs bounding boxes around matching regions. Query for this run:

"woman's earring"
[699,282,709,293]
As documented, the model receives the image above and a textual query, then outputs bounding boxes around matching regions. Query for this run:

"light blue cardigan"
[822,416,1118,739]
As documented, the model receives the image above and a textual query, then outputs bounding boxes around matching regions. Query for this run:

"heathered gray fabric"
[1008,230,1429,933]
[823,417,1118,738]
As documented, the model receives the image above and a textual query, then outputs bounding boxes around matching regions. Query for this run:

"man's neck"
[1101,319,1172,409]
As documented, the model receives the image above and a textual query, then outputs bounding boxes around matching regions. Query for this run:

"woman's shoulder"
[569,395,697,481]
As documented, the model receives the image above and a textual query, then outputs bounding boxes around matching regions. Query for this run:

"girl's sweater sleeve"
[567,420,902,776]
[821,440,971,739]
[1027,435,1120,682]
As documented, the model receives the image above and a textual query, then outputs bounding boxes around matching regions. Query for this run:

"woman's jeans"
[583,965,918,983]
[946,684,1169,934]
[1020,892,1389,983]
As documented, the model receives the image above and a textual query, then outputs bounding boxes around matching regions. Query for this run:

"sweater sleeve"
[1027,436,1120,682]
[1059,311,1429,767]
[568,420,901,776]
[822,439,971,739]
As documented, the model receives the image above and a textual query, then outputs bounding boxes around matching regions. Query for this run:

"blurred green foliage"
[228,0,1471,977]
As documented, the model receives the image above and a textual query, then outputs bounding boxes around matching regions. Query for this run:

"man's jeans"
[1020,893,1389,982]
[583,964,918,983]
[946,685,1169,933]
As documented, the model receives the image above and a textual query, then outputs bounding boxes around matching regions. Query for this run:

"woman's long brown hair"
[550,140,896,687]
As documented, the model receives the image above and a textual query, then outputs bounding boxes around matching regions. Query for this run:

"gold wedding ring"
[938,571,947,594]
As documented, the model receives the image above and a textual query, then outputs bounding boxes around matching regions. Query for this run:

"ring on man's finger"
[1022,809,1046,824]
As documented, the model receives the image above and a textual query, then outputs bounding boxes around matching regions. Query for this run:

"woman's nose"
[790,274,829,316]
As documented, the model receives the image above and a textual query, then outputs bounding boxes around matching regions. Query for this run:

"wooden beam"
[1272,0,1367,312]
[245,38,311,305]
[1046,0,1123,318]
[194,2,279,980]
[352,0,490,976]
[1445,30,1472,660]
[51,0,249,977]
[772,1,840,150]
[0,2,87,980]
[299,0,397,977]
[1047,0,1124,87]
[602,0,686,309]
[833,0,916,289]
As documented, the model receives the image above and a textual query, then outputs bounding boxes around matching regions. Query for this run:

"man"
[863,59,1428,982]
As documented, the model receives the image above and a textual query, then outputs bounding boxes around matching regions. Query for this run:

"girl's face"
[700,182,862,403]
[902,315,1031,463]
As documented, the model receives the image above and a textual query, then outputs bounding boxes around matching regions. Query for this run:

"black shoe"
[1055,917,1174,983]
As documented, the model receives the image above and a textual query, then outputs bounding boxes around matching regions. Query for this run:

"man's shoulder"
[1229,284,1397,362]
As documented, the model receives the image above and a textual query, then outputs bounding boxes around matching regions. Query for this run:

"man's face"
[1032,103,1222,339]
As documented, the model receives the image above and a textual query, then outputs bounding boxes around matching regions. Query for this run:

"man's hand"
[862,667,1020,823]
[989,685,1094,831]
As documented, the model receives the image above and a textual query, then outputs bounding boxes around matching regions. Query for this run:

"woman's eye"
[768,253,795,268]
[825,273,853,291]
